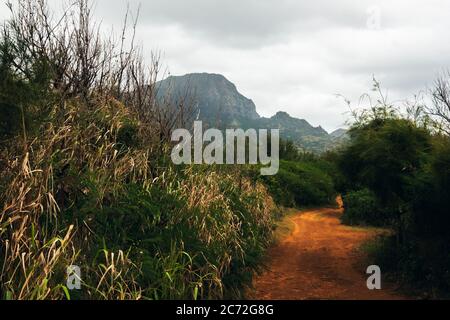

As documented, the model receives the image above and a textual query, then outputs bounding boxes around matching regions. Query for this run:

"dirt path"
[250,201,406,300]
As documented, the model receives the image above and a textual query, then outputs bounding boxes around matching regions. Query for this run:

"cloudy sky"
[2,0,450,131]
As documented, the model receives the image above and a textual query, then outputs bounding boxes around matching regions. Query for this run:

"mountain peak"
[273,111,291,119]
[157,72,342,153]
[157,73,260,123]
[166,72,227,83]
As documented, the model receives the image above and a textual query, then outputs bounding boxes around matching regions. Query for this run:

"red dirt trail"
[250,199,406,300]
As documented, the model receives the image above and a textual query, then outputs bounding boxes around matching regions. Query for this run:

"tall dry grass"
[0,0,278,300]
[1,96,277,299]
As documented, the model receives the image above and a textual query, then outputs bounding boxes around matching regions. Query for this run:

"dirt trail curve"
[250,199,406,300]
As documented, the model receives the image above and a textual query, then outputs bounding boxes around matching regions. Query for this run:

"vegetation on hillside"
[257,139,338,208]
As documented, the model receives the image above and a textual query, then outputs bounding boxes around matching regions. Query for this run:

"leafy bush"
[364,235,450,297]
[338,102,450,297]
[338,117,431,205]
[262,160,336,207]
[341,189,389,226]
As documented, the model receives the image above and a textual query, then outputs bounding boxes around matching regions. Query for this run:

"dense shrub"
[341,189,388,226]
[261,160,336,207]
[338,103,450,297]
[338,116,431,205]
[364,235,450,296]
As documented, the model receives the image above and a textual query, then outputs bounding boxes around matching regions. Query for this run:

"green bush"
[337,104,450,297]
[338,116,431,206]
[364,235,450,297]
[341,189,389,226]
[262,160,336,207]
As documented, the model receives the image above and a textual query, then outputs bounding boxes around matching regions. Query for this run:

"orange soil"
[250,200,406,300]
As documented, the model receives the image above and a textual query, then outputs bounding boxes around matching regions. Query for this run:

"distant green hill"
[157,73,346,153]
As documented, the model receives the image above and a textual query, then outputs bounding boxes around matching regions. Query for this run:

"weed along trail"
[250,199,406,300]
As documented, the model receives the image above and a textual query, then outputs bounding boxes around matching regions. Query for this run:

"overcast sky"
[2,0,450,131]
